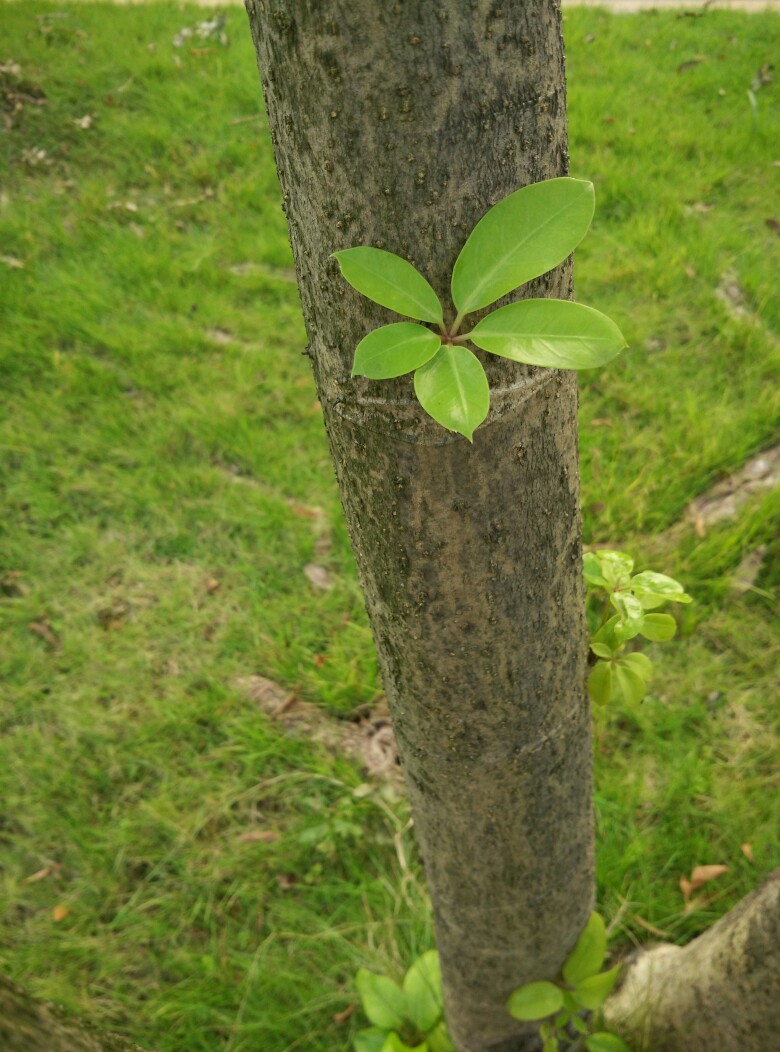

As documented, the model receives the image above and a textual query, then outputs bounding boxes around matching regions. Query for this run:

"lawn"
[0,4,778,1050]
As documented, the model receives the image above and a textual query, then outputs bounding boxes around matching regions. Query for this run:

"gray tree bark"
[244,3,593,1050]
[0,973,148,1052]
[604,868,780,1051]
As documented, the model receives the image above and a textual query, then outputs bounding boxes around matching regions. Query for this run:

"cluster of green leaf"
[335,178,626,441]
[354,951,453,1052]
[507,914,627,1052]
[356,914,628,1052]
[585,551,692,706]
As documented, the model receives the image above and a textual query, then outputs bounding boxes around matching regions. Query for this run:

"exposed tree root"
[0,974,149,1052]
[604,867,780,1050]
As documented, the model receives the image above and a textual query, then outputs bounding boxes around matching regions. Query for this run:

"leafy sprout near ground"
[335,178,626,441]
[354,951,453,1052]
[354,914,628,1052]
[507,913,628,1052]
[585,550,692,706]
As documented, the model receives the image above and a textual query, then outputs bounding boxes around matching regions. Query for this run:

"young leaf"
[562,992,579,1014]
[613,660,649,706]
[563,912,607,986]
[451,178,595,315]
[588,660,613,706]
[403,951,443,1033]
[593,551,634,589]
[583,552,609,588]
[414,345,489,441]
[630,571,692,609]
[356,969,407,1031]
[470,300,625,371]
[592,615,622,651]
[611,592,645,640]
[334,247,443,325]
[585,1035,631,1052]
[620,651,653,684]
[572,1015,590,1036]
[639,612,677,642]
[354,1028,392,1052]
[427,1021,455,1052]
[353,323,442,379]
[573,966,621,1011]
[590,642,615,660]
[381,1034,424,1052]
[542,1038,560,1052]
[507,981,564,1021]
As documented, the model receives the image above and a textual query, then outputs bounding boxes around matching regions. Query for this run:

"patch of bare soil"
[684,445,779,535]
[236,675,402,784]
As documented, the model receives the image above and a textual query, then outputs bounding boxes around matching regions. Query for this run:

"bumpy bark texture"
[604,868,780,1050]
[0,973,148,1052]
[245,3,593,1049]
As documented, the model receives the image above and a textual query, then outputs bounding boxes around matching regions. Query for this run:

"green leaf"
[563,912,607,986]
[427,1021,455,1052]
[381,1035,424,1052]
[403,951,443,1033]
[334,247,443,325]
[414,345,489,441]
[639,613,677,642]
[573,966,621,1011]
[354,1028,392,1052]
[592,615,622,651]
[427,1022,455,1052]
[352,323,442,380]
[594,551,634,589]
[470,299,625,371]
[542,1038,560,1052]
[451,178,595,314]
[620,651,653,684]
[611,592,643,621]
[590,642,615,660]
[586,1033,631,1052]
[356,969,407,1031]
[507,981,564,1022]
[562,992,579,1014]
[613,660,649,706]
[572,1015,590,1036]
[583,552,609,588]
[611,592,645,641]
[630,571,692,609]
[588,660,613,706]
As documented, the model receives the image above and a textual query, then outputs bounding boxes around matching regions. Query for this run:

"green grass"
[1,4,778,1050]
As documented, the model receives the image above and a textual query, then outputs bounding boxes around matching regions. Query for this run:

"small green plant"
[334,177,626,441]
[353,951,454,1052]
[354,916,627,1052]
[584,550,692,706]
[507,913,629,1052]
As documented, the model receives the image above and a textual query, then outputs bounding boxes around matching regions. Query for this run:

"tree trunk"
[604,868,780,1051]
[0,973,149,1052]
[244,3,593,1050]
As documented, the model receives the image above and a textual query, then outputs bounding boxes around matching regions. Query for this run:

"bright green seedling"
[353,951,455,1052]
[334,177,626,441]
[507,913,629,1052]
[584,550,692,706]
